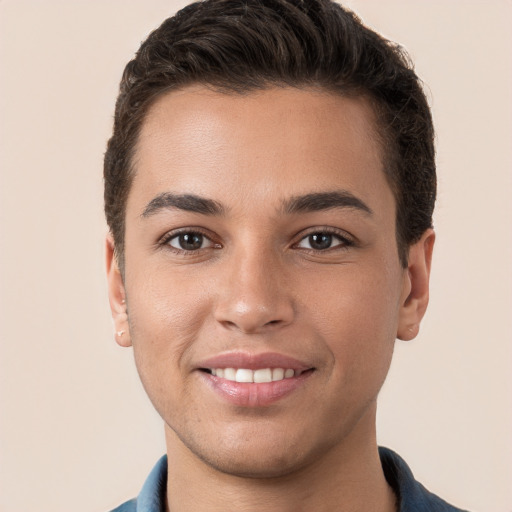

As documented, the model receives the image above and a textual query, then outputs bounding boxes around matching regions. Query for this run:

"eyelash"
[293,227,355,252]
[158,228,219,254]
[158,227,355,254]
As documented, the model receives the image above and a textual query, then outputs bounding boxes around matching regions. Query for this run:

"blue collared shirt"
[110,447,469,512]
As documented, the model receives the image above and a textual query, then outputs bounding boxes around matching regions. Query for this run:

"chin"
[173,420,333,480]
[199,446,312,479]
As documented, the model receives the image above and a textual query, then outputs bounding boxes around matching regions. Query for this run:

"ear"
[397,229,435,341]
[106,235,131,347]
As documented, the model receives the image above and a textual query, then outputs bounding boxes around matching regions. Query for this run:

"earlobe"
[397,229,435,341]
[106,235,132,347]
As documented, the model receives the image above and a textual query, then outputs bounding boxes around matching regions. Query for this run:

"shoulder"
[107,455,167,512]
[379,447,470,512]
[108,498,137,512]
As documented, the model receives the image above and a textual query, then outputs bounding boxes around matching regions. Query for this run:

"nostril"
[215,297,294,334]
[221,320,238,330]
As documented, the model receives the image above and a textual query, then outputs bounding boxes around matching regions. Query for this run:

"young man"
[104,1,468,510]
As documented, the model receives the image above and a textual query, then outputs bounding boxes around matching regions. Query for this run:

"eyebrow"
[283,191,373,216]
[141,190,372,218]
[141,193,225,217]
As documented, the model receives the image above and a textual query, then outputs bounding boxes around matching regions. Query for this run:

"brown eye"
[168,232,212,251]
[308,233,333,250]
[297,232,349,251]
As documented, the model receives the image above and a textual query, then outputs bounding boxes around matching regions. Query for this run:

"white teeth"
[272,368,284,381]
[224,368,236,380]
[235,369,253,383]
[210,367,297,382]
[253,368,272,383]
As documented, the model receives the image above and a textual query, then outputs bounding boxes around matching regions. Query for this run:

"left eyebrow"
[141,193,225,217]
[282,191,373,216]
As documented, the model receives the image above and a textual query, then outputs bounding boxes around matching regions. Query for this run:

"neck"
[164,408,396,512]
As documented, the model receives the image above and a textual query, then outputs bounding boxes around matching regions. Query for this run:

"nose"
[214,246,295,334]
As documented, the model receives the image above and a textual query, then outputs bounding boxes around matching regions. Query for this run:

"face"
[107,86,433,478]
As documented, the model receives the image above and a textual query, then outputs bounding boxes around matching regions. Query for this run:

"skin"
[107,86,434,512]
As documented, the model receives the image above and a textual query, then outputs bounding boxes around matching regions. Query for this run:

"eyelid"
[157,226,354,253]
[293,227,355,250]
[158,227,220,251]
[169,233,214,250]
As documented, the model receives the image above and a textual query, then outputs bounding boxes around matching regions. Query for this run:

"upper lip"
[196,351,313,371]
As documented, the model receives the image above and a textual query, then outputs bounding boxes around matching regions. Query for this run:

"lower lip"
[198,371,313,407]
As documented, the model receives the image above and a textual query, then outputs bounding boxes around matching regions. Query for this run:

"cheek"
[304,264,402,382]
[126,269,212,380]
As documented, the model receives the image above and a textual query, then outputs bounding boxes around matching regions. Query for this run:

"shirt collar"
[134,448,465,512]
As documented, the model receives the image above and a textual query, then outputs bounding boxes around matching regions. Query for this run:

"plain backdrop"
[0,1,511,511]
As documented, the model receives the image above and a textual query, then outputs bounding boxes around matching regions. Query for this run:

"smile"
[208,368,299,382]
[197,353,315,407]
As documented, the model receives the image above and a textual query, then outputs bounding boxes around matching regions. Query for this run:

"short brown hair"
[104,0,435,269]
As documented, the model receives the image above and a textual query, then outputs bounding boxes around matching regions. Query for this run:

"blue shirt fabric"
[110,447,469,512]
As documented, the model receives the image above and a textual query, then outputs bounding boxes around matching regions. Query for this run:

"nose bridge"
[214,237,294,333]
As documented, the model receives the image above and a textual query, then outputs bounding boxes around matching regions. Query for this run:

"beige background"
[0,1,511,511]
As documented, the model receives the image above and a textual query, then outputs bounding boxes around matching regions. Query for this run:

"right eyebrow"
[141,193,225,218]
[282,190,373,216]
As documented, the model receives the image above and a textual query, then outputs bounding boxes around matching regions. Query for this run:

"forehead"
[129,86,391,218]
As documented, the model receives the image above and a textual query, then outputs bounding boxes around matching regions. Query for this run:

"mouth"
[196,352,315,407]
[200,367,311,383]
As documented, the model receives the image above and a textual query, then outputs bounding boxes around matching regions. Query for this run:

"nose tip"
[213,261,295,334]
[217,300,292,334]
